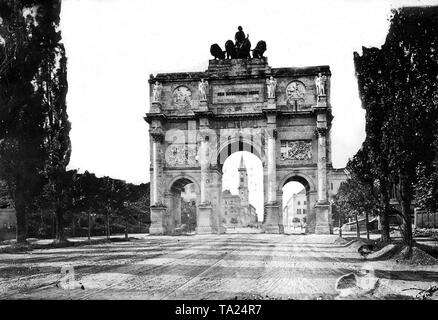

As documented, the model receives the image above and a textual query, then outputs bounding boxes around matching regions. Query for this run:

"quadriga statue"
[225,40,236,59]
[236,34,251,59]
[252,40,267,59]
[210,43,225,60]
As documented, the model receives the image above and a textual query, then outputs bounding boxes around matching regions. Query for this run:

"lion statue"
[210,43,225,60]
[225,40,236,59]
[252,40,267,59]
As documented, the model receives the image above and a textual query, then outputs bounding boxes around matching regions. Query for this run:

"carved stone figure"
[166,144,197,166]
[266,76,277,98]
[236,34,251,59]
[198,79,208,101]
[235,26,245,47]
[253,40,267,59]
[173,86,192,109]
[152,81,162,102]
[225,40,236,59]
[315,73,327,96]
[280,141,312,161]
[210,43,225,60]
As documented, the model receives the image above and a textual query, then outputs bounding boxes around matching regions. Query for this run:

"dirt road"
[0,234,436,299]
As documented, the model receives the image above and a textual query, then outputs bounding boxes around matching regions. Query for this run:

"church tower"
[238,155,249,208]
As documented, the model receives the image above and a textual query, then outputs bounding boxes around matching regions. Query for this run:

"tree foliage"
[353,6,438,245]
[0,1,50,242]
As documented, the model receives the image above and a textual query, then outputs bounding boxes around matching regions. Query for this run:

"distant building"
[282,168,348,231]
[283,188,307,229]
[222,155,258,227]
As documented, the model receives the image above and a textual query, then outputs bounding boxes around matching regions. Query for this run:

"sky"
[59,0,436,217]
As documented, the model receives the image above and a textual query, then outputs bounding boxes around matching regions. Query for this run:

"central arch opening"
[221,151,263,233]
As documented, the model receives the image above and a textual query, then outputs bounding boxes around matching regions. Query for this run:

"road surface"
[0,233,435,299]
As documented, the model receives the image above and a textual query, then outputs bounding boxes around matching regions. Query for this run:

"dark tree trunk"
[355,212,361,239]
[72,216,75,237]
[106,210,110,240]
[379,179,391,243]
[365,211,370,240]
[54,205,66,242]
[88,209,91,242]
[125,216,128,240]
[399,173,413,246]
[15,187,27,244]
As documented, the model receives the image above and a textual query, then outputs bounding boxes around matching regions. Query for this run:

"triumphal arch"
[145,35,336,235]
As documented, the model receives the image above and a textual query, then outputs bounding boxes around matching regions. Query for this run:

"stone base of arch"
[196,203,214,234]
[149,205,167,235]
[314,202,332,234]
[262,204,284,234]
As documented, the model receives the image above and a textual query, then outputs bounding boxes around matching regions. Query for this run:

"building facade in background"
[222,156,258,227]
[283,189,307,229]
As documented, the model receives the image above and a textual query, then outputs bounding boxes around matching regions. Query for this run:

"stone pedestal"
[198,100,209,112]
[314,202,331,234]
[266,97,276,110]
[150,102,162,113]
[149,205,166,235]
[316,95,328,108]
[196,203,213,234]
[263,204,283,234]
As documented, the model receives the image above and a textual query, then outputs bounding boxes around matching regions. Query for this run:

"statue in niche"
[315,73,327,96]
[198,79,208,101]
[152,81,162,102]
[266,76,277,98]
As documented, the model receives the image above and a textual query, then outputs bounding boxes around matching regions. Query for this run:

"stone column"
[263,112,282,234]
[267,131,277,203]
[197,131,213,234]
[199,135,209,204]
[315,127,331,234]
[149,129,166,235]
[316,127,328,203]
[151,137,159,205]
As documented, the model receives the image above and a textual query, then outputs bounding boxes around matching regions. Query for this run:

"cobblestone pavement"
[0,233,436,299]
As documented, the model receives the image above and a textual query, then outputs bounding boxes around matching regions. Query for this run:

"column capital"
[150,128,164,142]
[315,127,328,137]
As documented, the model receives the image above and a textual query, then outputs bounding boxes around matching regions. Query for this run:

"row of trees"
[340,6,438,245]
[0,1,150,243]
[30,171,150,240]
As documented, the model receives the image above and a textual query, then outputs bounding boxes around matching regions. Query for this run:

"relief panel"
[280,140,312,161]
[165,144,197,166]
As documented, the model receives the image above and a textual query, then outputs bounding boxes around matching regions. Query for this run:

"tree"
[347,144,391,242]
[0,179,13,208]
[334,178,380,239]
[353,6,438,245]
[415,164,438,214]
[353,48,394,243]
[0,1,48,243]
